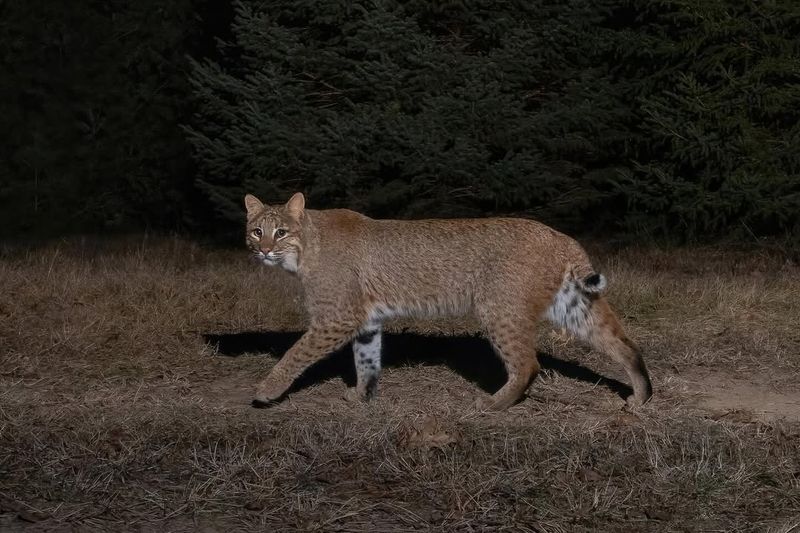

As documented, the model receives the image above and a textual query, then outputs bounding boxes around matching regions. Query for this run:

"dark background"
[2,0,798,243]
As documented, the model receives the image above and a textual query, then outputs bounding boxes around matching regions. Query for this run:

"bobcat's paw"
[253,381,285,408]
[343,387,361,403]
[474,396,494,412]
[344,386,375,403]
[625,393,651,408]
[251,398,279,409]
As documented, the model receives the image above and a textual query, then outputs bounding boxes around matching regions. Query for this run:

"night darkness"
[1,0,798,242]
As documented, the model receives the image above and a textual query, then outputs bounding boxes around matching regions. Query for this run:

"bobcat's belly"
[366,292,474,324]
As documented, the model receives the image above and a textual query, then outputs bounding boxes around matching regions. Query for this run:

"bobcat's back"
[303,210,597,320]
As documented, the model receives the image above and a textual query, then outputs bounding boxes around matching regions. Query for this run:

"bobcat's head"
[244,192,306,273]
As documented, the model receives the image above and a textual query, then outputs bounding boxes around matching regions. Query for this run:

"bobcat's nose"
[260,247,271,254]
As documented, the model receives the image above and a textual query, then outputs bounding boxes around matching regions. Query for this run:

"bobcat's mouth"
[263,252,279,266]
[254,250,279,266]
[253,249,298,273]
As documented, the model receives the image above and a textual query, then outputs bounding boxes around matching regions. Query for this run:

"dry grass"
[1,236,799,532]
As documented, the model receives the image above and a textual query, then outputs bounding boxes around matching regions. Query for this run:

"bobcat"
[244,192,652,410]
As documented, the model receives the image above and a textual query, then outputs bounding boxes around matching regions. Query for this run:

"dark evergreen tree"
[186,0,629,231]
[188,0,800,240]
[611,0,800,237]
[3,0,796,239]
[0,0,203,235]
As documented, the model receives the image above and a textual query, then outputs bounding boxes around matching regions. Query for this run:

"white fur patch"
[545,280,594,339]
[354,329,382,396]
[279,251,298,272]
[257,251,277,266]
[354,332,381,370]
[367,296,470,324]
[368,303,401,323]
[260,250,298,272]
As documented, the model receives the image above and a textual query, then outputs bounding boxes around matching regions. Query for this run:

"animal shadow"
[203,330,632,402]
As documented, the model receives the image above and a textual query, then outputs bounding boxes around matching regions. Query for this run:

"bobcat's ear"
[286,192,305,219]
[244,194,264,215]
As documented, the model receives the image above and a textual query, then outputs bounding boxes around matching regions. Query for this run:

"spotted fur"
[545,274,602,340]
[353,328,382,399]
[245,193,652,410]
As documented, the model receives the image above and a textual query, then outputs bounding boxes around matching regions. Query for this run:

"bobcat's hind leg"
[477,314,541,411]
[587,298,653,406]
[546,277,652,406]
[353,325,382,401]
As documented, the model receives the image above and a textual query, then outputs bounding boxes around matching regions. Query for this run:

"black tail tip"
[580,273,607,293]
[584,273,602,286]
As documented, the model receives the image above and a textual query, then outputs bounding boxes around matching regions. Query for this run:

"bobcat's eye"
[275,228,288,239]
[253,228,263,239]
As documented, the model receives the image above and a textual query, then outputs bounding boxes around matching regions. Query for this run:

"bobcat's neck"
[292,208,369,281]
[294,210,318,278]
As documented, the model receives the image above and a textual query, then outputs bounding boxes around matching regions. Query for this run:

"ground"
[1,236,799,532]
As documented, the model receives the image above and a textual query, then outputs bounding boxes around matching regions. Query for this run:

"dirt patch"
[687,371,800,423]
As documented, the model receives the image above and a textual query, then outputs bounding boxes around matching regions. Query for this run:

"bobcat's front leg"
[253,322,357,407]
[353,326,383,400]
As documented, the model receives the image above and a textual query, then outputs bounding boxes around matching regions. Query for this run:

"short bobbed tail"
[576,272,607,294]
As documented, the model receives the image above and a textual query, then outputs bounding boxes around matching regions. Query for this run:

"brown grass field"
[1,236,799,532]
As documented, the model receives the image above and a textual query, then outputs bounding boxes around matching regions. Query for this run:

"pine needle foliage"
[610,0,800,237]
[0,0,201,234]
[187,0,800,240]
[186,0,630,229]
